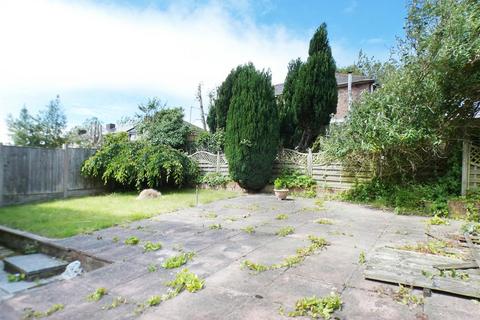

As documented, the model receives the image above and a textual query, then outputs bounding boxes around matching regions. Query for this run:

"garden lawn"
[0,189,238,238]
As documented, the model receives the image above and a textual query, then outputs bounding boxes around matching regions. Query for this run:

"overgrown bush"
[200,172,231,187]
[274,170,317,189]
[194,129,225,153]
[341,149,462,215]
[82,132,198,190]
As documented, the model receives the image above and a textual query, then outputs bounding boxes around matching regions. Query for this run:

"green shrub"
[200,173,231,187]
[225,63,279,190]
[82,132,199,190]
[275,170,316,189]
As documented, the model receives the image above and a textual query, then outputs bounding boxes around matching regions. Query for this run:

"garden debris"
[364,247,480,298]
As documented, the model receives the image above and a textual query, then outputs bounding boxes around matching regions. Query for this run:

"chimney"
[105,123,116,133]
[347,72,353,111]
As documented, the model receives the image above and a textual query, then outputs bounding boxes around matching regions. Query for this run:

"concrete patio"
[0,194,478,319]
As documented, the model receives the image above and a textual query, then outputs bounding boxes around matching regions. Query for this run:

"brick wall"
[333,82,372,120]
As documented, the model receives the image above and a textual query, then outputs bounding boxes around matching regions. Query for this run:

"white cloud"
[0,0,359,143]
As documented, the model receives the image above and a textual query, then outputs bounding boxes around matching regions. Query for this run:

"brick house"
[274,72,375,123]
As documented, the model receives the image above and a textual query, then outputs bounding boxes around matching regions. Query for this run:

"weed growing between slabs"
[276,226,295,237]
[162,252,195,269]
[135,269,205,314]
[143,241,163,252]
[87,288,108,302]
[242,235,329,273]
[23,304,65,319]
[242,226,256,234]
[280,293,342,319]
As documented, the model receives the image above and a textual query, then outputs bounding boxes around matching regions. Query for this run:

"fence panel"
[189,149,372,191]
[0,145,103,206]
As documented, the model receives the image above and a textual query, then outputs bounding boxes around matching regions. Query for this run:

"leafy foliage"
[135,98,191,150]
[274,170,317,189]
[194,129,225,153]
[82,132,198,189]
[225,63,280,190]
[200,172,231,187]
[321,0,479,180]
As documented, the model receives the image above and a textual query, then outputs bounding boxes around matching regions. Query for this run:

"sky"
[0,0,408,143]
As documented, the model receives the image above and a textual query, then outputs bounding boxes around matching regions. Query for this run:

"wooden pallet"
[364,247,480,298]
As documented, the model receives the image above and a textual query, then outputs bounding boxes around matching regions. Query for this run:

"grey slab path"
[0,194,479,319]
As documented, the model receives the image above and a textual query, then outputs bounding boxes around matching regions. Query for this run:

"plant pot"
[274,189,289,200]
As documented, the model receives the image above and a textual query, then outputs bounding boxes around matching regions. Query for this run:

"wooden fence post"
[63,144,69,198]
[461,139,471,196]
[0,143,4,207]
[216,151,220,173]
[307,148,313,176]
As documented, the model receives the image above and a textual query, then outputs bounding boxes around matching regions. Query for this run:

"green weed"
[124,236,139,245]
[242,226,256,234]
[162,252,195,269]
[276,226,295,237]
[276,214,289,220]
[209,223,222,230]
[287,293,342,319]
[143,241,162,252]
[166,268,205,293]
[87,288,108,302]
[358,251,366,264]
[315,218,333,225]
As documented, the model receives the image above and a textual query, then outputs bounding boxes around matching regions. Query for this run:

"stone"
[137,189,161,200]
[3,254,68,280]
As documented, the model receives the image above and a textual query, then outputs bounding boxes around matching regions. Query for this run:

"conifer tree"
[225,63,279,190]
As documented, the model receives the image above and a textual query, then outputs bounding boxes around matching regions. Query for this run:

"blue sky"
[0,0,407,142]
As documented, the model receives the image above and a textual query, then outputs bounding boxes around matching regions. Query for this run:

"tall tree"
[135,98,190,150]
[196,83,207,130]
[7,96,67,147]
[279,58,303,148]
[66,117,103,147]
[7,106,42,146]
[209,66,241,132]
[38,95,67,148]
[225,63,279,190]
[294,23,337,150]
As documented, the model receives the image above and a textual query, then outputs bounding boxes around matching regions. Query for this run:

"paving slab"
[0,194,478,319]
[3,254,68,280]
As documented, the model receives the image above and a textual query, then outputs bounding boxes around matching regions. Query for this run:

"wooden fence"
[0,145,103,206]
[461,140,480,195]
[189,149,372,191]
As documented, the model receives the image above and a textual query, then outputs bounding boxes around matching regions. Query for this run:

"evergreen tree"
[38,95,67,147]
[209,66,241,132]
[294,23,337,150]
[7,107,42,146]
[279,58,303,148]
[225,63,279,190]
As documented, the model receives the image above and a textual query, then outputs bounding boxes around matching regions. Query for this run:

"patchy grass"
[162,252,195,269]
[287,293,342,319]
[0,189,238,238]
[276,226,295,237]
